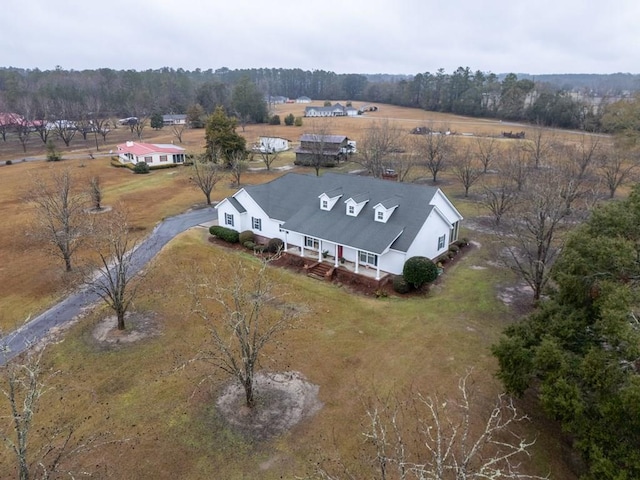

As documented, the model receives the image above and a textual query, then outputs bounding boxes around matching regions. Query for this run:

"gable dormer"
[319,187,343,211]
[373,195,402,223]
[345,192,369,217]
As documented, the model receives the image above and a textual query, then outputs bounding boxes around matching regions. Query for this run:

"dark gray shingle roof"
[244,173,443,254]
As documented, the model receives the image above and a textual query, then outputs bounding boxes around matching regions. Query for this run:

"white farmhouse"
[117,141,186,166]
[216,173,463,280]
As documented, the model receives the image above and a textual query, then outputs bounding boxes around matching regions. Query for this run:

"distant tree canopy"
[0,66,637,133]
[492,185,640,479]
[232,76,268,125]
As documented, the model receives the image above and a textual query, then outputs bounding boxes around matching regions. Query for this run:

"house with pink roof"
[117,141,186,166]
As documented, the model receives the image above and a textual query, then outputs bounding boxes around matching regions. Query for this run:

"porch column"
[283,231,288,252]
[334,245,339,268]
[355,252,360,274]
[317,241,322,262]
[375,263,381,280]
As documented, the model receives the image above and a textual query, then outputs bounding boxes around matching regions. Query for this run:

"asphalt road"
[0,206,217,364]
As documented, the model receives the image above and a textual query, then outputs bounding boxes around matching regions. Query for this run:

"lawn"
[0,104,584,478]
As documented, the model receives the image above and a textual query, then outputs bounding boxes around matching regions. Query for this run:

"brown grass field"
[0,103,593,478]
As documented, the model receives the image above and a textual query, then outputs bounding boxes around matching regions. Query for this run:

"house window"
[377,211,384,221]
[438,234,446,250]
[322,200,328,209]
[305,236,319,250]
[359,251,378,267]
[159,155,168,162]
[144,156,152,163]
[348,205,355,215]
[252,217,262,231]
[225,213,234,227]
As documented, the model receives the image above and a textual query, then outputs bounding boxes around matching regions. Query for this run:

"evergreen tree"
[204,106,246,165]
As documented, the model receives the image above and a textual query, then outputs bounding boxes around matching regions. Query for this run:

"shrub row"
[209,225,239,243]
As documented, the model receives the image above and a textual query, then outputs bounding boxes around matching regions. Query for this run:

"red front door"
[337,245,343,258]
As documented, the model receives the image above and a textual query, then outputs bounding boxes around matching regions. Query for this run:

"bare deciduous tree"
[171,123,187,144]
[500,146,530,192]
[357,120,404,178]
[475,136,498,173]
[1,342,116,479]
[89,176,102,211]
[499,168,572,302]
[318,372,548,480]
[522,124,555,169]
[27,169,90,272]
[480,175,520,227]
[598,145,638,198]
[190,259,299,408]
[416,127,451,183]
[451,145,483,197]
[254,144,281,171]
[190,154,223,205]
[556,135,600,213]
[228,149,248,187]
[88,209,140,331]
[1,347,49,480]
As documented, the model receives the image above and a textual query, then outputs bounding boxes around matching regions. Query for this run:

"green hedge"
[209,225,239,243]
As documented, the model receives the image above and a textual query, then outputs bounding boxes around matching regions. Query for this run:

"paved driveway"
[0,206,217,365]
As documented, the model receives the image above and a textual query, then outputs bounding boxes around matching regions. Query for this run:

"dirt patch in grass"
[90,311,162,349]
[216,371,322,441]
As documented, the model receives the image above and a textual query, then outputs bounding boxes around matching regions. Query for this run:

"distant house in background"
[265,95,289,105]
[296,96,312,103]
[163,114,187,126]
[0,112,24,126]
[254,136,290,153]
[304,103,359,117]
[294,134,349,167]
[117,141,186,166]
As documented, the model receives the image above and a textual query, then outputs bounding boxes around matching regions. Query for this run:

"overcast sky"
[2,0,638,76]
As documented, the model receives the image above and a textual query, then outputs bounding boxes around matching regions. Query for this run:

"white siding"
[378,249,406,275]
[405,210,452,260]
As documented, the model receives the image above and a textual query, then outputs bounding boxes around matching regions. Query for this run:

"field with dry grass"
[0,104,587,478]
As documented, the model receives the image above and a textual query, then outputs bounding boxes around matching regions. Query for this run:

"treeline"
[0,66,638,130]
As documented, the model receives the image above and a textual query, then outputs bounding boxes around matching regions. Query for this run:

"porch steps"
[306,262,334,281]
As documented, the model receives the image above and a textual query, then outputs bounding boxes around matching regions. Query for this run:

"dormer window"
[374,196,401,223]
[319,189,342,211]
[345,193,369,217]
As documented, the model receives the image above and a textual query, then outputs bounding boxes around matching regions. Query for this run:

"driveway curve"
[0,206,217,364]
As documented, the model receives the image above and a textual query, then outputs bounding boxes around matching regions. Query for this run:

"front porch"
[283,246,388,281]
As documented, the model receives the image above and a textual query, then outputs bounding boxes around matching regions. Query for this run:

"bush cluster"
[5,160,12,166]
[269,115,281,125]
[243,241,256,250]
[133,161,150,174]
[267,237,284,253]
[209,225,239,243]
[284,113,295,126]
[294,116,303,127]
[392,275,411,294]
[239,230,255,244]
[402,256,438,288]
